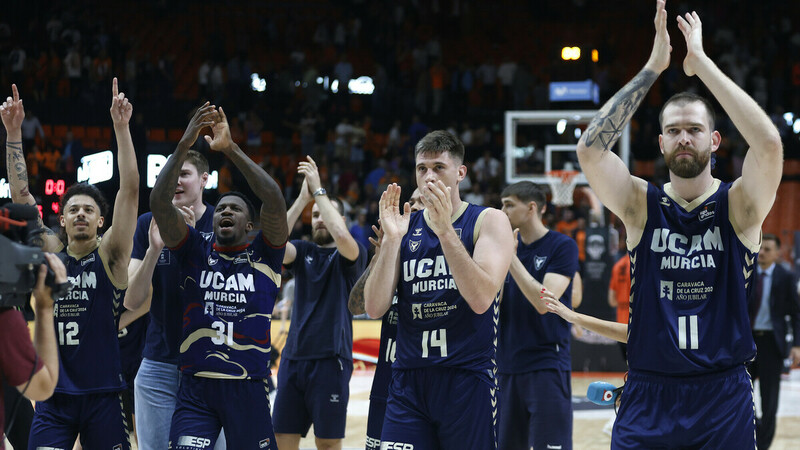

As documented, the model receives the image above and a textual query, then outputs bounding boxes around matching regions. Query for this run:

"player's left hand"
[205,107,232,152]
[369,222,384,257]
[109,78,133,126]
[420,180,453,237]
[677,10,706,77]
[297,156,322,193]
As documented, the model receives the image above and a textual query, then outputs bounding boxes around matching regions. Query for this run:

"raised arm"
[283,179,312,264]
[576,0,671,239]
[365,184,407,319]
[299,156,360,261]
[99,78,140,283]
[124,219,162,311]
[204,108,288,246]
[676,12,782,243]
[151,103,216,248]
[1,85,61,251]
[349,224,383,315]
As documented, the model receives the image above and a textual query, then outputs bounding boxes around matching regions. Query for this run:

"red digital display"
[45,179,66,196]
[51,202,60,214]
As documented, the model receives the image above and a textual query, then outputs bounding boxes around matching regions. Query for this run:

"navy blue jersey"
[132,204,214,364]
[498,230,579,373]
[628,180,759,375]
[118,314,149,378]
[282,240,367,360]
[395,203,498,374]
[171,227,285,379]
[55,244,126,394]
[370,300,398,402]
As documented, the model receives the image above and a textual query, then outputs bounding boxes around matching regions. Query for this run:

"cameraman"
[0,253,66,447]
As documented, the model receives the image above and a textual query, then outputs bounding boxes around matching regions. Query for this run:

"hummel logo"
[660,196,670,206]
[412,228,422,236]
[305,255,313,264]
[330,394,339,403]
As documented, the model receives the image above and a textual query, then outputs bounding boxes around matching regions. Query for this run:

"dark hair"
[185,150,209,175]
[501,181,547,214]
[60,183,110,218]
[414,130,465,164]
[217,191,256,222]
[762,233,781,248]
[659,92,716,131]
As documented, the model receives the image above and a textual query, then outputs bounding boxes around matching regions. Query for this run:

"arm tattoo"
[583,69,658,152]
[14,162,29,183]
[348,264,372,315]
[7,143,22,153]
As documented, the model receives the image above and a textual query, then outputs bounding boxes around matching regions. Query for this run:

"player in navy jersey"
[348,189,422,450]
[574,1,783,447]
[273,156,367,450]
[2,79,140,449]
[151,104,287,450]
[498,181,579,450]
[364,131,514,449]
[123,146,223,450]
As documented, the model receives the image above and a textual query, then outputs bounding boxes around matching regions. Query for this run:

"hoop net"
[546,170,580,206]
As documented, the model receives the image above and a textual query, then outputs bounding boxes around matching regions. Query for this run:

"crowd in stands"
[1,0,799,259]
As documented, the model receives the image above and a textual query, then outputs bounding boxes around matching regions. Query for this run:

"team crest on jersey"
[660,196,671,206]
[259,439,271,449]
[208,255,218,266]
[81,253,96,266]
[200,231,214,241]
[305,255,313,264]
[412,303,423,319]
[534,255,547,270]
[698,201,716,221]
[204,302,214,315]
[409,240,421,252]
[660,280,673,301]
[113,445,123,450]
[412,227,423,236]
[454,228,462,238]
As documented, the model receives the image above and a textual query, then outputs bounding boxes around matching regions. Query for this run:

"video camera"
[0,203,68,308]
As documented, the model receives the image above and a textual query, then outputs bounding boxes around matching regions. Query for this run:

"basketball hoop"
[546,170,581,206]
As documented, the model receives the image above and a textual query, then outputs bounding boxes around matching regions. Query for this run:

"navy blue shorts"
[272,356,352,439]
[498,369,572,450]
[612,365,756,449]
[168,373,276,450]
[28,391,129,450]
[365,397,387,449]
[380,367,497,450]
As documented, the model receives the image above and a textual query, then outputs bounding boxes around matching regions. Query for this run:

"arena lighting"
[556,119,567,135]
[146,154,218,189]
[331,79,340,94]
[348,76,375,95]
[561,46,581,61]
[592,49,599,63]
[783,112,793,126]
[77,150,114,184]
[793,118,800,134]
[250,73,266,92]
[0,178,10,199]
[574,128,582,139]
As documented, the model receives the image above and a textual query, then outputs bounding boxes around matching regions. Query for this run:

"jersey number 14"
[421,329,448,358]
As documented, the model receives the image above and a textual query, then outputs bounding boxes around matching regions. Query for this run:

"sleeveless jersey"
[370,298,398,401]
[55,244,126,394]
[628,180,758,375]
[171,227,285,379]
[395,202,498,374]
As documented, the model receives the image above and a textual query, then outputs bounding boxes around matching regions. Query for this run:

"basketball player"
[498,181,579,450]
[364,131,514,449]
[124,143,220,449]
[3,79,139,449]
[273,156,367,450]
[151,105,287,449]
[348,189,422,450]
[575,1,782,447]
